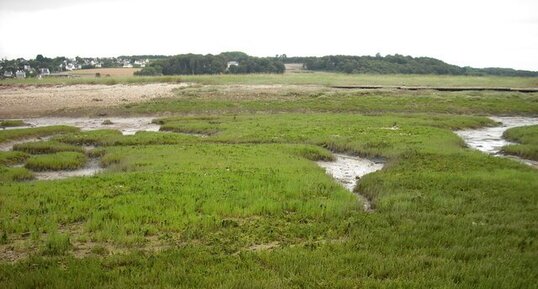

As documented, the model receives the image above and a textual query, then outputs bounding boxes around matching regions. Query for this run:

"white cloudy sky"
[1,0,537,70]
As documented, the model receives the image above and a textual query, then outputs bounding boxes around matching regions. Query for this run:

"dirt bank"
[0,83,187,118]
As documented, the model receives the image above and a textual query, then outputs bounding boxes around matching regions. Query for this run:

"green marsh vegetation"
[121,85,538,116]
[0,111,537,288]
[0,126,79,143]
[502,124,538,160]
[0,120,28,128]
[24,151,88,171]
[12,141,84,154]
[2,72,538,87]
[1,73,538,288]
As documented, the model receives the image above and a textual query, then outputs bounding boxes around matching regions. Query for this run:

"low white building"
[39,68,50,75]
[227,61,239,70]
[15,70,26,78]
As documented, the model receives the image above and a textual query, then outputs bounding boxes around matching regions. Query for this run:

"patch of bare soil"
[0,83,187,118]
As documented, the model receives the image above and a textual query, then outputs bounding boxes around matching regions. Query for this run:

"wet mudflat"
[33,158,103,180]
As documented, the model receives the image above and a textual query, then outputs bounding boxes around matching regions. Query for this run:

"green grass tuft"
[502,125,538,160]
[0,166,33,182]
[13,141,84,154]
[0,119,28,127]
[0,126,79,143]
[0,151,29,165]
[25,152,88,171]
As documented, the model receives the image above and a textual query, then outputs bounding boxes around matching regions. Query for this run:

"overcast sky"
[1,0,537,70]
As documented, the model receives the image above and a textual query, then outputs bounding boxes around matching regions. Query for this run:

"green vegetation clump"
[159,121,220,135]
[25,152,87,171]
[0,119,28,127]
[502,125,538,160]
[0,166,33,182]
[41,233,71,256]
[0,126,79,143]
[0,151,29,165]
[13,141,84,154]
[53,129,123,146]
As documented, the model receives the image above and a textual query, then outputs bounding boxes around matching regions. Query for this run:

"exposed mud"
[317,154,384,211]
[33,158,103,180]
[2,117,160,135]
[0,83,187,118]
[455,116,538,167]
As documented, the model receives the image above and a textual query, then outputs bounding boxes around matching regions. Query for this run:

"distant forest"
[136,52,538,77]
[283,55,538,77]
[135,52,285,76]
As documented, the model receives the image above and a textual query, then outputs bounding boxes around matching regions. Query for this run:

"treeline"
[135,52,285,76]
[282,54,538,77]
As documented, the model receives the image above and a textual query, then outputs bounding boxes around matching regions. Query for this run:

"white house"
[227,61,239,70]
[15,70,26,78]
[3,71,13,78]
[39,68,50,75]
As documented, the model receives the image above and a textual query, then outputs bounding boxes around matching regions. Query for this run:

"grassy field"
[1,74,538,288]
[502,125,538,160]
[68,68,141,78]
[117,85,538,116]
[1,72,538,87]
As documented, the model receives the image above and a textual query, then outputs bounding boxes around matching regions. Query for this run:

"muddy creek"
[317,154,384,211]
[455,116,538,167]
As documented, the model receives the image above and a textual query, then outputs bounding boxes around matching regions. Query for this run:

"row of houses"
[3,68,50,78]
[1,57,149,78]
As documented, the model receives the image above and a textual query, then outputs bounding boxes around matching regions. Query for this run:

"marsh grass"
[0,112,537,287]
[41,232,71,256]
[25,152,88,171]
[0,151,29,165]
[2,72,537,87]
[0,126,79,143]
[54,130,200,146]
[124,86,538,115]
[13,141,84,154]
[0,119,27,127]
[0,166,33,182]
[501,125,538,160]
